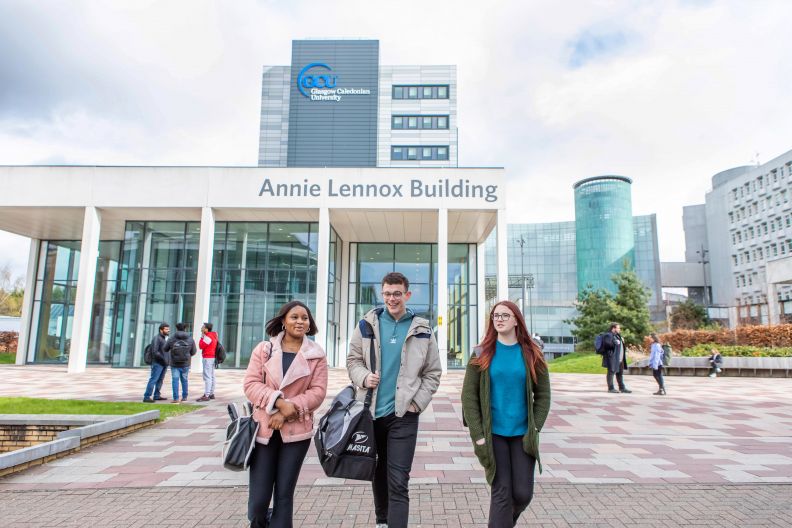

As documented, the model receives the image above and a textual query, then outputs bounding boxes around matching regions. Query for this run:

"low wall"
[0,411,159,478]
[0,424,73,453]
[628,356,792,377]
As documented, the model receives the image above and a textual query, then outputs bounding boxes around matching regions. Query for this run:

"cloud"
[1,0,792,281]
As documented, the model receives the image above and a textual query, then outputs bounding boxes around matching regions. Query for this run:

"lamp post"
[526,272,535,334]
[696,245,710,307]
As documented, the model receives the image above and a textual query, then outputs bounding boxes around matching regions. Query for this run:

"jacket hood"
[173,330,192,340]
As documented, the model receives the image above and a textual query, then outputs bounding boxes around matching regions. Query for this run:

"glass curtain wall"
[30,241,81,363]
[348,242,477,368]
[326,228,343,366]
[87,242,121,363]
[209,222,318,368]
[112,222,200,367]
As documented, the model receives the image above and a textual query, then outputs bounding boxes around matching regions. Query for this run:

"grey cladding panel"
[287,40,379,167]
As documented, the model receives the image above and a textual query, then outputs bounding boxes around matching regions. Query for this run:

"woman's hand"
[276,398,298,419]
[269,412,285,430]
[475,438,486,446]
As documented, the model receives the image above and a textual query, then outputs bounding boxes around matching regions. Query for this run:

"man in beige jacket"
[347,272,442,528]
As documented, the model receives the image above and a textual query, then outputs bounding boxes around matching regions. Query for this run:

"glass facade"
[208,222,318,368]
[348,242,477,368]
[112,222,200,367]
[574,176,634,295]
[633,214,663,310]
[326,228,343,366]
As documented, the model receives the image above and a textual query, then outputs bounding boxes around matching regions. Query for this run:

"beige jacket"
[347,308,442,417]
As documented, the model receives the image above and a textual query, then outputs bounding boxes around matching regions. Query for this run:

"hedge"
[679,344,792,357]
[643,324,792,352]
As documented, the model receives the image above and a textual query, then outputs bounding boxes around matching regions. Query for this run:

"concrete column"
[68,207,101,374]
[16,239,40,365]
[767,283,780,325]
[314,208,331,353]
[496,209,509,301]
[191,207,215,373]
[437,208,448,374]
[338,238,351,369]
[476,240,487,343]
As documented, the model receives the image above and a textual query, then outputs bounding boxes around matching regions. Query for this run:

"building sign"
[258,177,499,203]
[297,63,372,102]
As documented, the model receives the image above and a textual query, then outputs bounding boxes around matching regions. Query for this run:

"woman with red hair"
[462,300,552,527]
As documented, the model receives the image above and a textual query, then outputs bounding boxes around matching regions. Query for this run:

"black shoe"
[620,388,632,394]
[153,396,167,401]
[608,389,620,393]
[143,398,154,403]
[209,394,215,400]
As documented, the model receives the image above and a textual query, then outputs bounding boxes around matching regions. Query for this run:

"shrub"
[642,323,792,351]
[680,344,792,357]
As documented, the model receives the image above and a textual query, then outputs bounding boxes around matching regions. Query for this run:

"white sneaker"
[708,373,716,378]
[376,524,388,528]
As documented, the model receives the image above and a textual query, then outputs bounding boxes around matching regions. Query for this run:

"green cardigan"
[461,346,551,485]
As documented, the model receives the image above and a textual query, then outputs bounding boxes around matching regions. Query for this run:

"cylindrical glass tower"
[573,175,634,295]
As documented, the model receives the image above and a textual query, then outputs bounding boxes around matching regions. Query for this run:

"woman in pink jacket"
[243,300,328,528]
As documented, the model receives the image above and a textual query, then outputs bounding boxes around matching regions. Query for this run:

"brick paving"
[2,483,791,527]
[1,364,791,526]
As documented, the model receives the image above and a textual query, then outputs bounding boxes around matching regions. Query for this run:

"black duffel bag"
[314,322,378,481]
[222,401,259,471]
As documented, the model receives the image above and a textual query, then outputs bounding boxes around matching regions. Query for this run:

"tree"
[567,286,618,350]
[0,264,24,317]
[611,267,654,346]
[670,299,709,330]
[567,265,654,349]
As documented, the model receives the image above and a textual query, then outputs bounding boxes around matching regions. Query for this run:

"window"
[437,116,448,129]
[422,117,432,128]
[408,116,418,129]
[392,84,450,100]
[391,145,451,161]
[392,116,403,129]
[391,115,451,130]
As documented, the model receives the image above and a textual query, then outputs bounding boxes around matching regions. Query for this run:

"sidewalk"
[1,365,791,526]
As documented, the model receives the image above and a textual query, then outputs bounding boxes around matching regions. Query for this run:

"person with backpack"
[708,348,724,378]
[462,300,551,528]
[143,322,170,402]
[648,333,666,395]
[347,272,442,528]
[243,300,328,528]
[197,322,218,402]
[601,323,631,394]
[163,322,196,403]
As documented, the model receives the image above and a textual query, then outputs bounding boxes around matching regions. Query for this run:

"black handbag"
[222,401,259,471]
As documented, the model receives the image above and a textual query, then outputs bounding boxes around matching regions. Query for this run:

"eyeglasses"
[491,313,512,321]
[381,291,406,299]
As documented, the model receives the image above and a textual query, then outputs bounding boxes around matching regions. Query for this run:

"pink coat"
[243,332,328,444]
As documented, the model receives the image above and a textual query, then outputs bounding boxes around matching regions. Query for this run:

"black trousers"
[606,364,626,391]
[372,412,420,528]
[652,367,665,389]
[248,431,310,528]
[489,434,536,528]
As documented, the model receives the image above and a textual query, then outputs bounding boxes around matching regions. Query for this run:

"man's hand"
[408,402,419,413]
[365,371,381,389]
[475,438,486,446]
[276,398,298,419]
[269,412,285,430]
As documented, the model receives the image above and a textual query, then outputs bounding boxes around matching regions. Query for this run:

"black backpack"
[143,344,153,365]
[215,341,227,364]
[170,339,193,366]
[314,319,378,481]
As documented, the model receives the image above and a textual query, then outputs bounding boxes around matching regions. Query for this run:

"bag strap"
[261,341,272,382]
[362,321,377,410]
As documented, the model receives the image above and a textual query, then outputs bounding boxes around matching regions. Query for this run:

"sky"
[2,0,792,280]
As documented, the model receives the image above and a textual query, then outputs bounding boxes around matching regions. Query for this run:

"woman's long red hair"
[471,300,547,383]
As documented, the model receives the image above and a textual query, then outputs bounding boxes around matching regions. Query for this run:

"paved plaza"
[1,364,791,526]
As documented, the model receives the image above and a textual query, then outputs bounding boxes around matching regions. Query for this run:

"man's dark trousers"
[372,411,419,528]
[607,364,626,391]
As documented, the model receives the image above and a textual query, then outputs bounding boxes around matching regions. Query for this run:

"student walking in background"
[648,333,666,395]
[243,301,328,528]
[462,300,551,528]
[197,322,218,402]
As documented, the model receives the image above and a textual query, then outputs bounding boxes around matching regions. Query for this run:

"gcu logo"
[297,63,337,97]
[352,432,368,444]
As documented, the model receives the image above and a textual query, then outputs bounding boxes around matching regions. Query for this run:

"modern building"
[1,39,667,372]
[485,176,663,354]
[682,148,792,325]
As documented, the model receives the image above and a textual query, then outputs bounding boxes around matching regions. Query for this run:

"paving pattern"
[2,483,791,527]
[0,364,791,490]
